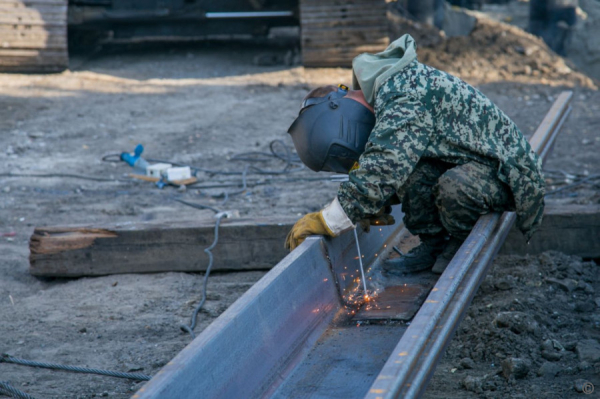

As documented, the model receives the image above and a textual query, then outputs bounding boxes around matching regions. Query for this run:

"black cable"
[546,174,600,196]
[0,354,151,381]
[0,173,128,182]
[146,139,304,177]
[101,153,122,163]
[0,381,36,399]
[179,212,226,339]
[173,198,221,213]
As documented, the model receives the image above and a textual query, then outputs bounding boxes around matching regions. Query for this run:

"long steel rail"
[134,91,572,399]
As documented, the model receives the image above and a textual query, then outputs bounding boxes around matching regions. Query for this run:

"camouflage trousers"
[397,159,515,240]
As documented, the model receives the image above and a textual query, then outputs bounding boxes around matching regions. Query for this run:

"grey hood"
[352,34,418,106]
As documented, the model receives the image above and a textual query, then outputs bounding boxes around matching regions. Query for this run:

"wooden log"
[500,203,600,259]
[29,218,297,277]
[29,204,598,278]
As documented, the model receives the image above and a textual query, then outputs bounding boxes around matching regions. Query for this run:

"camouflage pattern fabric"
[338,61,545,241]
[396,159,514,240]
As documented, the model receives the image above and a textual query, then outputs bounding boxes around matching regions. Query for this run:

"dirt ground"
[425,251,600,399]
[1,13,599,399]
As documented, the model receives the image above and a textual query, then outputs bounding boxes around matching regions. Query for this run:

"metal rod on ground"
[353,228,369,297]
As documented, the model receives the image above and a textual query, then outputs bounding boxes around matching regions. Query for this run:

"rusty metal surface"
[366,91,573,399]
[353,283,434,321]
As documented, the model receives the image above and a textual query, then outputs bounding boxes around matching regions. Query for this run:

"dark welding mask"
[287,84,376,174]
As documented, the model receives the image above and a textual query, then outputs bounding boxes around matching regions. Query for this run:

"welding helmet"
[287,84,376,174]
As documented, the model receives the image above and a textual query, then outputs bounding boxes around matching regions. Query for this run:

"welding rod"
[353,228,368,296]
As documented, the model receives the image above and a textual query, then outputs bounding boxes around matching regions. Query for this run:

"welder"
[285,34,545,275]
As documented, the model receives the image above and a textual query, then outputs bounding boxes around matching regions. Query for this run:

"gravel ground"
[425,252,600,399]
[0,30,598,399]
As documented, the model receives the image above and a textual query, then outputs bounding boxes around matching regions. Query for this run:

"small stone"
[537,361,561,377]
[495,277,513,290]
[584,284,595,294]
[493,312,540,336]
[576,339,600,363]
[462,375,484,393]
[79,327,87,333]
[501,358,530,380]
[574,379,594,394]
[575,301,595,313]
[545,277,578,292]
[569,262,583,275]
[595,298,600,308]
[2,187,9,193]
[578,361,591,371]
[541,350,562,361]
[541,339,564,352]
[101,392,109,397]
[126,364,144,372]
[460,357,475,369]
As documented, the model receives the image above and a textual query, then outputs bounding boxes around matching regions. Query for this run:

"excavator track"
[0,0,68,73]
[299,0,389,68]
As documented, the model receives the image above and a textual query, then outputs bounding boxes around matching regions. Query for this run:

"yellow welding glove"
[285,197,355,251]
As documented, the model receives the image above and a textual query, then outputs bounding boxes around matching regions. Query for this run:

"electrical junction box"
[166,166,192,181]
[147,163,172,178]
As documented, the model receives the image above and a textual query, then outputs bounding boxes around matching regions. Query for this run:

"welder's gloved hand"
[359,206,395,233]
[285,198,354,251]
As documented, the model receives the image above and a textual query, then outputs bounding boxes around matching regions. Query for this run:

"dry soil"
[0,23,598,399]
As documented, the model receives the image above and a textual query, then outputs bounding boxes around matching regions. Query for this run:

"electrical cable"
[146,139,304,176]
[0,173,129,182]
[178,209,226,339]
[0,381,36,399]
[546,174,600,196]
[0,354,151,381]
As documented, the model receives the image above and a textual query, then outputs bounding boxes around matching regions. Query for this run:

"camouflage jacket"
[338,61,545,241]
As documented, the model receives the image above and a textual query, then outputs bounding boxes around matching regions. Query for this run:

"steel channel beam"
[366,91,573,399]
[133,206,406,399]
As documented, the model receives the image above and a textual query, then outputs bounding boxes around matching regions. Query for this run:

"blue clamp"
[120,144,144,167]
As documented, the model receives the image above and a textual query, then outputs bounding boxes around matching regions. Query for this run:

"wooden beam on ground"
[29,218,295,277]
[500,203,600,259]
[29,204,600,278]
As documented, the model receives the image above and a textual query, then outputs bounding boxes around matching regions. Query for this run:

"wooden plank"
[30,204,598,278]
[29,218,297,277]
[501,203,600,259]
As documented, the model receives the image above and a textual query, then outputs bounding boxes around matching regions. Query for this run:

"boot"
[384,233,447,274]
[431,237,464,274]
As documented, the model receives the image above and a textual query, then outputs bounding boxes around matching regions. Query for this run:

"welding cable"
[146,139,304,176]
[173,198,221,213]
[0,172,129,182]
[179,211,227,339]
[0,381,36,399]
[0,354,151,381]
[216,165,249,206]
[546,174,600,196]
